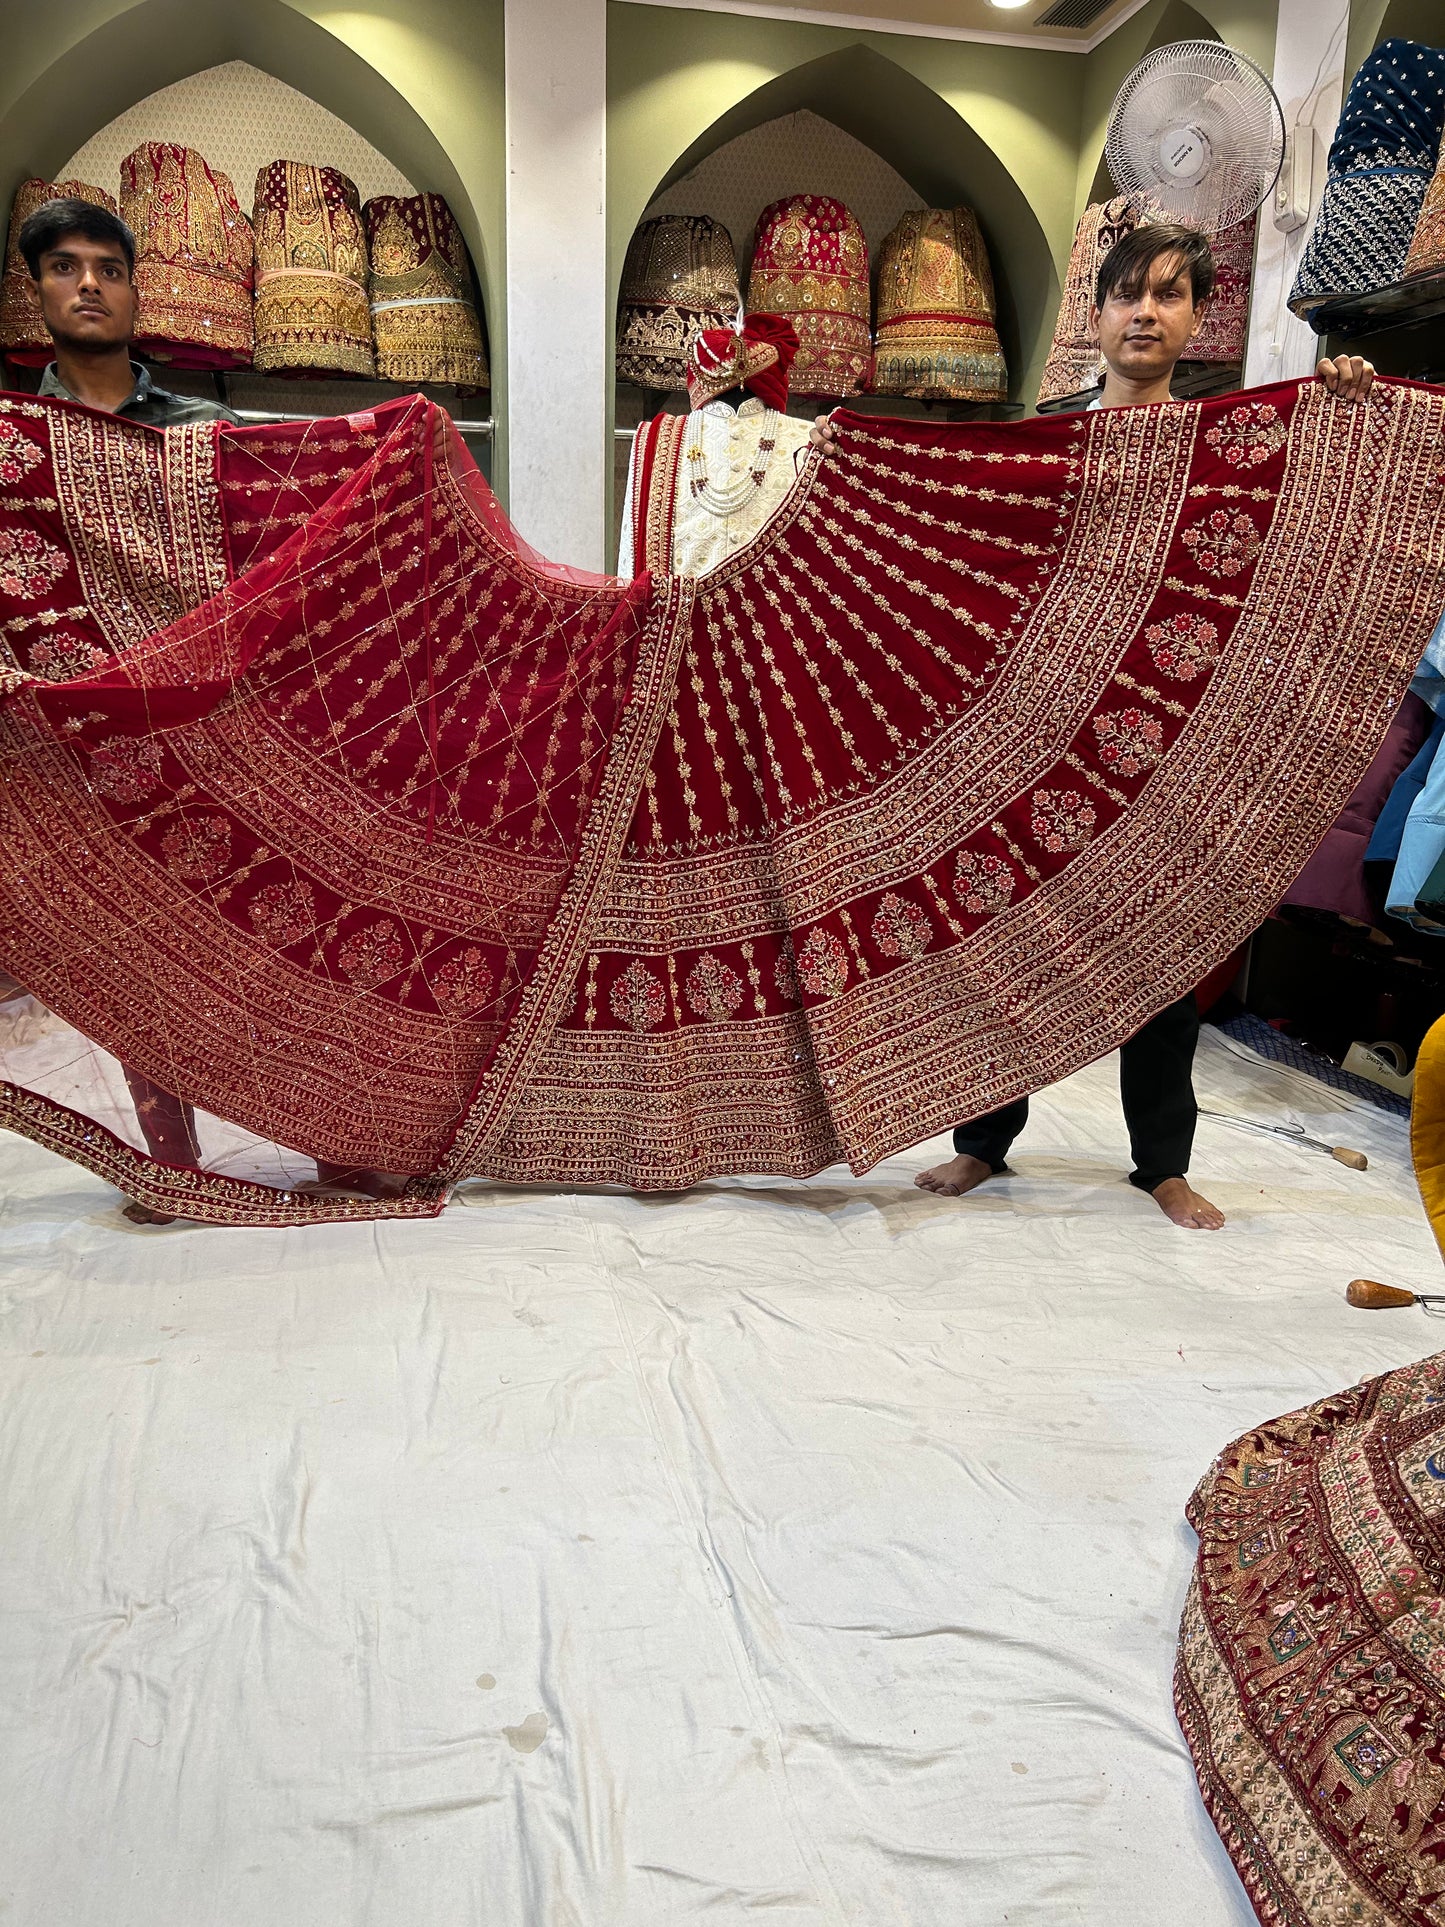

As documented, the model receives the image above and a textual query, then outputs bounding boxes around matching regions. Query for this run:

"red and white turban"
[686,312,799,411]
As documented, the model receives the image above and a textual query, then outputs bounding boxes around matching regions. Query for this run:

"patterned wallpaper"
[60,61,414,209]
[645,109,924,275]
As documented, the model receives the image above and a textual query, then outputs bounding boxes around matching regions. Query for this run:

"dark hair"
[19,197,136,278]
[1096,223,1215,308]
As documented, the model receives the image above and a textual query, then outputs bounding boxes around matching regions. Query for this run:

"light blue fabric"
[1382,608,1445,927]
[1411,604,1445,715]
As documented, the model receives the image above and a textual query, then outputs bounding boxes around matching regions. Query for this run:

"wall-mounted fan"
[1106,39,1286,233]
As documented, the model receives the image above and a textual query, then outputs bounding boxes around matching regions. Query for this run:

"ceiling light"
[988,0,1034,10]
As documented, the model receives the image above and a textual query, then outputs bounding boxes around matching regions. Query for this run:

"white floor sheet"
[1,1026,1440,1927]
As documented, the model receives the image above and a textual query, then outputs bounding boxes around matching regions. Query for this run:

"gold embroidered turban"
[873,207,1007,403]
[747,194,872,400]
[616,215,741,391]
[364,192,488,389]
[0,178,119,366]
[121,143,254,370]
[1037,196,1141,408]
[253,160,373,377]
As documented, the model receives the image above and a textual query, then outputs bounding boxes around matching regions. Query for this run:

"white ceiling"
[612,0,1154,53]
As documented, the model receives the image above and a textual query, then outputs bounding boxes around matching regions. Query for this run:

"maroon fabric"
[1284,692,1433,920]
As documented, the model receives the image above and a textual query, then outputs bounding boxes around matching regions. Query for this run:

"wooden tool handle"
[1347,1278,1417,1309]
[1332,1147,1369,1170]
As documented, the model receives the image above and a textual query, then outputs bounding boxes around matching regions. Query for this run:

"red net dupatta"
[0,393,653,1223]
[1,380,1444,1223]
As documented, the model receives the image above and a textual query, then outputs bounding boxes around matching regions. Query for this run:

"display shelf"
[1304,266,1445,340]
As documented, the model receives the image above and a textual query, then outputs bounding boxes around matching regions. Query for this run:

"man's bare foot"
[914,1152,997,1198]
[1149,1177,1225,1230]
[121,1198,179,1226]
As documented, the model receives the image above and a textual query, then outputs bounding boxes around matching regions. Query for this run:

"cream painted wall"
[606,7,1076,413]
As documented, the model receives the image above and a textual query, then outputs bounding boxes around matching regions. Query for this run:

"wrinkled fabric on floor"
[0,1025,1438,1925]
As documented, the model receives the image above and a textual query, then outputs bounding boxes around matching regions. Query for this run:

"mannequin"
[618,312,812,579]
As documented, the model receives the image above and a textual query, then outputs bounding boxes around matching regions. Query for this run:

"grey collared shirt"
[38,359,239,429]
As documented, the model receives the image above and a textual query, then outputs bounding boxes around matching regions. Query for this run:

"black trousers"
[951,992,1200,1193]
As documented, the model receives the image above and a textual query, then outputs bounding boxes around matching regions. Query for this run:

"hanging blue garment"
[1290,39,1445,320]
[1386,717,1445,929]
[1366,711,1445,862]
[1411,602,1445,713]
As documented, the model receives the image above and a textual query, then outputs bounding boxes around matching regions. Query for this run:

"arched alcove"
[0,0,506,471]
[1346,0,1440,83]
[615,43,1061,412]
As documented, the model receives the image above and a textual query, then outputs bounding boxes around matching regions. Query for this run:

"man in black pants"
[818,222,1375,1229]
[921,225,1376,1229]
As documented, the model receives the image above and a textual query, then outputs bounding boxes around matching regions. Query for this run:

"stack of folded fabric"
[364,191,487,388]
[121,143,254,369]
[0,177,119,366]
[252,160,373,377]
[1290,37,1445,319]
[872,206,1007,402]
[747,194,872,400]
[1037,196,1140,407]
[615,215,740,391]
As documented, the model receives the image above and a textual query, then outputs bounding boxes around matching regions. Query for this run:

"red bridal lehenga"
[1,380,1444,1225]
[1175,1017,1445,1927]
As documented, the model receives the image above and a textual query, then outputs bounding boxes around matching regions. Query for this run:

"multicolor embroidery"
[0,525,67,598]
[871,893,932,959]
[611,959,667,1032]
[1093,707,1165,779]
[1030,788,1097,854]
[248,879,316,947]
[337,918,406,989]
[160,814,233,881]
[1145,612,1220,682]
[685,952,745,1023]
[1182,509,1262,578]
[0,421,43,487]
[1203,402,1287,470]
[430,947,495,1015]
[953,850,1016,915]
[796,928,849,999]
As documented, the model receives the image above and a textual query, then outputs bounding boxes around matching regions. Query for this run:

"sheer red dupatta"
[0,395,658,1222]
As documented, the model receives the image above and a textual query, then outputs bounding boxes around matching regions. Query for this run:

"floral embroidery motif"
[1182,509,1261,578]
[160,813,232,881]
[1145,611,1219,682]
[610,959,667,1032]
[27,633,108,681]
[0,420,44,487]
[685,952,745,1023]
[89,734,163,803]
[248,879,316,947]
[430,947,494,1016]
[796,928,849,999]
[337,917,405,989]
[871,893,932,960]
[1203,401,1286,470]
[1092,707,1165,780]
[1030,788,1097,854]
[954,850,1016,915]
[0,524,68,599]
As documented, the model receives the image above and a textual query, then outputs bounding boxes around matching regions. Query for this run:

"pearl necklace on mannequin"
[685,395,781,518]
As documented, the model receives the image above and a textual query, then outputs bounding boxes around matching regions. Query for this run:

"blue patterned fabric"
[1290,39,1445,318]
